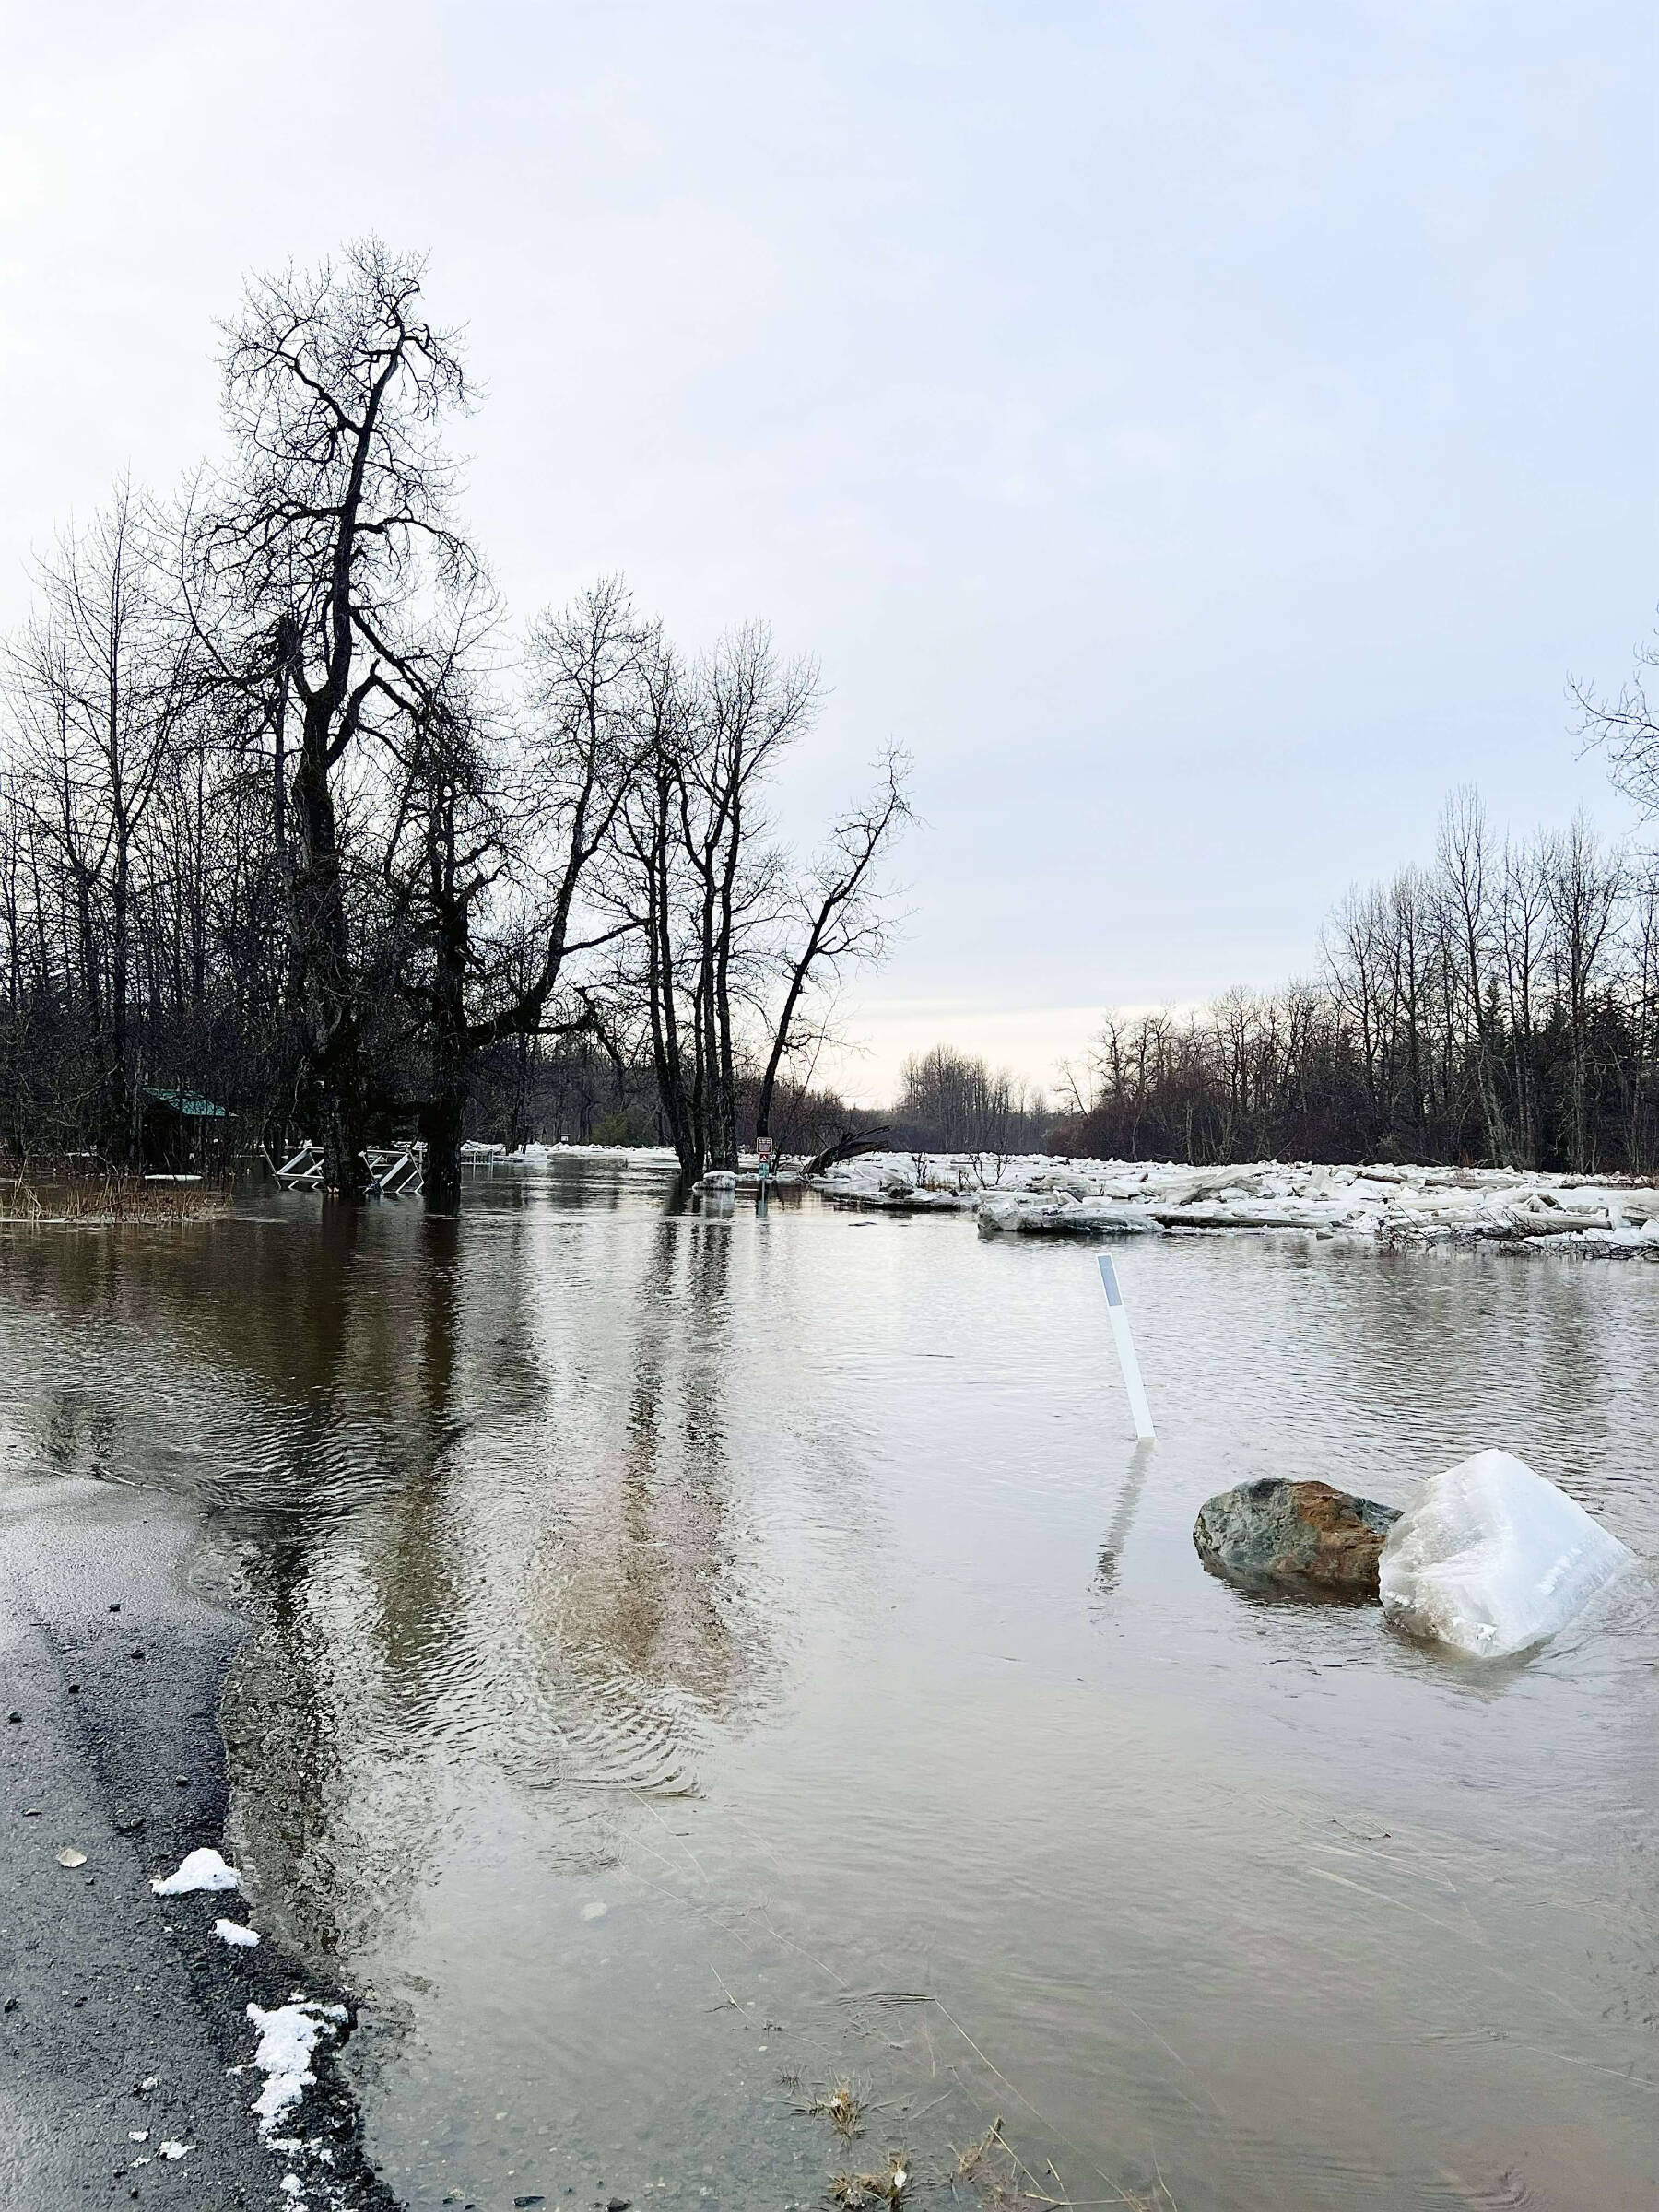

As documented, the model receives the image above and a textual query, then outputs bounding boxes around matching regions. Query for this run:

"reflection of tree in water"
[0,1187,778,1962]
[225,1207,479,1960]
[531,1215,765,1730]
[229,1203,776,1963]
[34,1386,117,1477]
[0,1199,441,1518]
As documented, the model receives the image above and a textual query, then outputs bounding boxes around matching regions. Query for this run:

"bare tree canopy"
[11,231,1650,1196]
[1573,629,1659,821]
[0,243,913,1203]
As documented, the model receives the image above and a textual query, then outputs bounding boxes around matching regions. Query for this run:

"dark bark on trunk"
[290,715,369,1200]
[506,1032,532,1155]
[712,799,741,1170]
[643,787,698,1178]
[422,1083,465,1214]
[107,829,131,1165]
[422,899,467,1216]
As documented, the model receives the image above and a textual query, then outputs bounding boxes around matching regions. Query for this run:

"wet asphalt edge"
[0,1478,402,2212]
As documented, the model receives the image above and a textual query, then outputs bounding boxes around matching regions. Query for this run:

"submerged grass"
[830,2151,910,2206]
[804,2081,865,2140]
[0,1160,231,1224]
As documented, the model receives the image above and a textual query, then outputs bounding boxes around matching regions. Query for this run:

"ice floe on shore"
[806,1152,1659,1254]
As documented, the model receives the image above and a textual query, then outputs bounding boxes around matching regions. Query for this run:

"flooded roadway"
[0,1156,1654,2210]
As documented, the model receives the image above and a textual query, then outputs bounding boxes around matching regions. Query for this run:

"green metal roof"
[142,1088,229,1119]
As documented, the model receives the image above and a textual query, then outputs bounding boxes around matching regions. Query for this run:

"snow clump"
[151,1847,240,1895]
[245,1997,348,2134]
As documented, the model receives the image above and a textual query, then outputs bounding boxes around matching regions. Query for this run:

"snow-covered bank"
[810,1152,1659,1254]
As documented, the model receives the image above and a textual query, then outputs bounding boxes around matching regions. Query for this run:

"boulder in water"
[1194,1478,1401,1598]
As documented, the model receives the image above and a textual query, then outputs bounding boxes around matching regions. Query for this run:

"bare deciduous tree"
[193,240,478,1195]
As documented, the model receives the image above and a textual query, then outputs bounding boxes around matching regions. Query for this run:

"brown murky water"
[1,1158,1655,2211]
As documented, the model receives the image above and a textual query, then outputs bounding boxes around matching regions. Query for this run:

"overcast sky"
[4,2,1653,1101]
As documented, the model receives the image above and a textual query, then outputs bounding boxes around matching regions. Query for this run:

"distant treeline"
[1051,793,1659,1174]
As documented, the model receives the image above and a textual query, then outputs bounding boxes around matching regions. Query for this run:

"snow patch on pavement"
[151,1846,241,1895]
[244,1997,347,2134]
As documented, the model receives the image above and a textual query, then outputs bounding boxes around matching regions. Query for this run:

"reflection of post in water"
[1093,1441,1158,1597]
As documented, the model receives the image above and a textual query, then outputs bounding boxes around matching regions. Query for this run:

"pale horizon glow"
[3,3,1653,1100]
[813,1000,1114,1111]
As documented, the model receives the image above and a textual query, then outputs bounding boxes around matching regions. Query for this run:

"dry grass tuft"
[805,2080,865,2140]
[953,2118,1009,2183]
[951,2118,1026,2205]
[830,2152,910,2206]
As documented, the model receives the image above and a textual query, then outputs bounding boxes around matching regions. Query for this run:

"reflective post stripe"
[1098,1254,1156,1442]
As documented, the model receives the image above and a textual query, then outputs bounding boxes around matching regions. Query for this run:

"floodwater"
[1,1158,1655,2212]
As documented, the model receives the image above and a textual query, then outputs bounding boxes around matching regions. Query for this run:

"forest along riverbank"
[0,1476,395,2212]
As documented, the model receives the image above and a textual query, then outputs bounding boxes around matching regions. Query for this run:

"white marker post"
[1098,1253,1156,1442]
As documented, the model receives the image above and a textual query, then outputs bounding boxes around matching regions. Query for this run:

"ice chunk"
[215,1917,260,1947]
[1379,1449,1635,1658]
